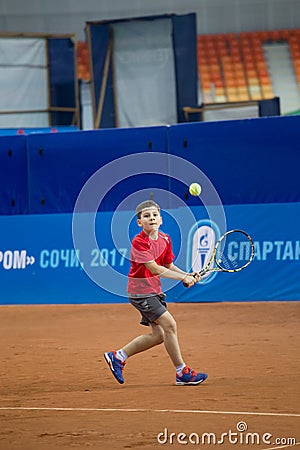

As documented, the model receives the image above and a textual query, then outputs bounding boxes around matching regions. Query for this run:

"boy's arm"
[164,262,187,275]
[144,261,195,286]
[165,262,201,282]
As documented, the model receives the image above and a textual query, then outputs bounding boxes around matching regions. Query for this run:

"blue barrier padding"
[168,115,300,205]
[0,135,28,215]
[0,203,299,305]
[27,126,167,213]
[1,115,300,216]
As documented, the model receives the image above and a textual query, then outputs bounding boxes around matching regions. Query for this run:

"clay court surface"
[0,301,299,449]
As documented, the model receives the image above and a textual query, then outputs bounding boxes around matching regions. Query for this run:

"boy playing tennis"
[104,200,208,386]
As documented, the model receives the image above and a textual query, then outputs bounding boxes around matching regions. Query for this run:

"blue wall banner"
[0,203,299,305]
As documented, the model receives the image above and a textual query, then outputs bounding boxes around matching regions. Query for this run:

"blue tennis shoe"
[104,351,126,384]
[176,366,208,386]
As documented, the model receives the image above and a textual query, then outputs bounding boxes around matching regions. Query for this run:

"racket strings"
[215,231,253,271]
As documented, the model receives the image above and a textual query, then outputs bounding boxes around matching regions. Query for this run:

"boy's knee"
[163,318,177,335]
[152,329,164,344]
[157,331,165,344]
[156,312,177,335]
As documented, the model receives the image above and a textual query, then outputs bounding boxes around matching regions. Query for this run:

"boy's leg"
[104,323,164,384]
[155,311,208,386]
[123,323,164,357]
[154,311,184,367]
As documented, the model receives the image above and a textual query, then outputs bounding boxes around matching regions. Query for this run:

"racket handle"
[182,273,198,288]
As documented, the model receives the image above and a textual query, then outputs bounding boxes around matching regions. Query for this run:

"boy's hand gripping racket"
[184,229,254,286]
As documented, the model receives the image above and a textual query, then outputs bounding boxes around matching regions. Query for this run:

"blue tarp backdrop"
[0,115,299,304]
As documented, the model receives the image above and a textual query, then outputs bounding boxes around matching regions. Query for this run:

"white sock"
[176,363,186,376]
[116,349,128,363]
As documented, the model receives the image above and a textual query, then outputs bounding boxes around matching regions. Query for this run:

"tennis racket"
[184,229,254,286]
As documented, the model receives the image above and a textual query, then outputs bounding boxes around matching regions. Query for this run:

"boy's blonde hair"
[135,200,160,219]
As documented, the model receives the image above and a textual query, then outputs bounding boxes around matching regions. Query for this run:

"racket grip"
[182,273,197,288]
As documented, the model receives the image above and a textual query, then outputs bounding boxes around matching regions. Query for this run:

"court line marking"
[0,407,299,417]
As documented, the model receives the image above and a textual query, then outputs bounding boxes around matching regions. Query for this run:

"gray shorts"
[128,293,167,327]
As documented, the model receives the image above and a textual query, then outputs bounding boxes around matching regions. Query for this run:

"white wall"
[0,0,300,41]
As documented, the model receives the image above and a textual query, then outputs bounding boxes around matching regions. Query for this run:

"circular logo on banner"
[72,152,226,297]
[186,220,221,284]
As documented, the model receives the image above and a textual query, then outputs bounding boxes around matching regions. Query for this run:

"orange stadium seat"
[231,54,242,64]
[256,60,268,71]
[198,55,207,65]
[294,59,300,69]
[279,29,291,40]
[234,64,245,75]
[226,32,237,42]
[214,83,227,103]
[261,84,275,99]
[258,31,270,41]
[217,46,228,57]
[239,35,251,46]
[269,30,281,41]
[209,63,221,73]
[207,54,219,65]
[199,69,210,80]
[207,50,218,61]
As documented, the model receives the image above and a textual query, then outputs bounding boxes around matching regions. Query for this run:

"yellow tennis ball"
[189,182,202,196]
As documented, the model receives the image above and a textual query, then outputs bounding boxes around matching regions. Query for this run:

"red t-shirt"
[127,230,175,295]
